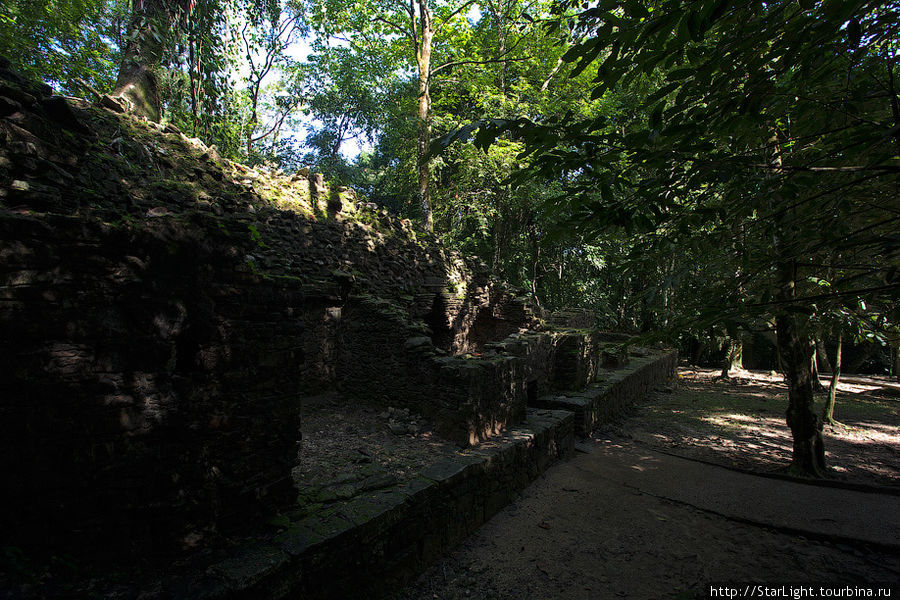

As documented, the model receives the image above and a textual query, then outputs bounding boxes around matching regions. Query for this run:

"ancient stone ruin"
[0,63,676,596]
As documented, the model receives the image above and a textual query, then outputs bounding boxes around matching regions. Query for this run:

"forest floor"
[294,392,462,504]
[398,368,900,600]
[617,367,900,488]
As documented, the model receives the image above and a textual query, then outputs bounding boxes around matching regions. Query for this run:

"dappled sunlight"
[630,454,662,472]
[618,367,900,486]
[830,432,899,447]
[699,415,745,429]
[848,421,900,436]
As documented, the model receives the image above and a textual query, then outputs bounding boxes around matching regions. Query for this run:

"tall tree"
[306,0,532,230]
[240,4,304,159]
[113,0,195,121]
[299,44,391,179]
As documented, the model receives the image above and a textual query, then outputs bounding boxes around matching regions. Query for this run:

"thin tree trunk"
[894,346,900,382]
[893,340,900,382]
[528,222,541,307]
[720,337,743,378]
[810,338,825,392]
[415,0,434,231]
[815,338,833,374]
[822,330,842,426]
[188,16,202,137]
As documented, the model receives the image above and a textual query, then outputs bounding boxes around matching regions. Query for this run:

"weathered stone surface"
[276,512,356,557]
[217,406,573,600]
[211,544,290,588]
[0,64,603,584]
[421,459,469,486]
[403,336,432,349]
[540,349,678,435]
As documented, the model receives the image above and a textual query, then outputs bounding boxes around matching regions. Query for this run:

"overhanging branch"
[748,164,900,173]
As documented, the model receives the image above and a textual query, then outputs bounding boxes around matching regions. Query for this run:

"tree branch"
[433,54,531,76]
[434,0,478,35]
[748,164,900,173]
[541,31,586,92]
[746,284,900,308]
[250,97,304,144]
[410,0,420,55]
[374,15,411,38]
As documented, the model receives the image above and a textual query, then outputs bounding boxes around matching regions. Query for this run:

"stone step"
[533,350,678,436]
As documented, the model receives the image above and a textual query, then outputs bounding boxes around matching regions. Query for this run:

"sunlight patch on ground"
[618,367,900,486]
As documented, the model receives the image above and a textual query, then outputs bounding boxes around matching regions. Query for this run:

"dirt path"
[398,370,900,600]
[399,442,900,600]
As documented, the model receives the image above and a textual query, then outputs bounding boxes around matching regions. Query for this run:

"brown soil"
[293,393,462,504]
[617,368,900,488]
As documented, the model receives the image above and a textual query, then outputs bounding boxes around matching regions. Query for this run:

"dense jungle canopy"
[2,0,898,474]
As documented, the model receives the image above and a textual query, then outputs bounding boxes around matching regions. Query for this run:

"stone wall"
[332,297,530,445]
[487,329,602,396]
[536,348,679,436]
[0,69,552,558]
[144,347,678,600]
[154,408,575,600]
[0,212,311,555]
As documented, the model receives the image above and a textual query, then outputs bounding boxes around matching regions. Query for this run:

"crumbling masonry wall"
[0,66,569,560]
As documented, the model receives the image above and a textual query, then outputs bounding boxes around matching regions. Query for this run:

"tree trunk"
[113,0,171,122]
[415,0,434,231]
[720,337,743,378]
[768,128,823,476]
[822,330,842,426]
[527,221,541,307]
[815,338,833,374]
[894,342,900,383]
[810,338,825,392]
[775,260,825,477]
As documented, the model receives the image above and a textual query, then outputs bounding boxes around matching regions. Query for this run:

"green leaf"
[571,38,607,77]
[667,67,696,81]
[649,104,664,128]
[624,1,650,19]
[645,81,680,105]
[687,12,704,42]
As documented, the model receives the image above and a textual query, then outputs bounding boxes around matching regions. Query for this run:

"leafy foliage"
[444,0,899,338]
[0,0,128,93]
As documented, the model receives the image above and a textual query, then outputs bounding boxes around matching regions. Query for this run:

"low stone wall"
[160,408,574,599]
[154,348,676,599]
[337,301,607,446]
[336,297,530,446]
[535,348,678,436]
[551,330,602,391]
[488,329,602,396]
